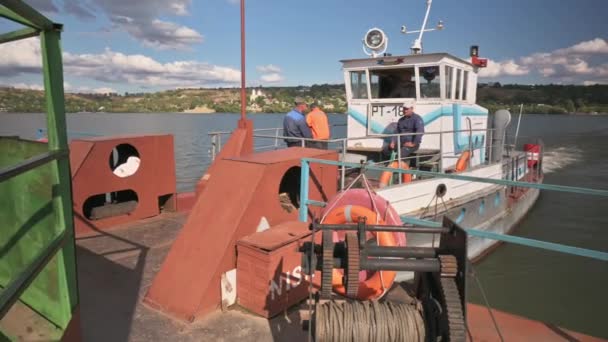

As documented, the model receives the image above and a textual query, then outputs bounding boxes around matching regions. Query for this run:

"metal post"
[397,135,401,184]
[40,27,78,327]
[488,128,493,164]
[514,104,523,149]
[299,160,310,222]
[439,130,443,171]
[274,128,279,149]
[239,0,246,123]
[211,134,217,161]
[341,139,346,190]
[536,138,542,179]
[467,118,473,168]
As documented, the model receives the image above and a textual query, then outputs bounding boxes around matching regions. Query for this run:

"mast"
[401,0,444,55]
[239,0,246,123]
[412,0,433,54]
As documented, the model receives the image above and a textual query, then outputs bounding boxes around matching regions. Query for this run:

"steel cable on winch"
[314,300,426,342]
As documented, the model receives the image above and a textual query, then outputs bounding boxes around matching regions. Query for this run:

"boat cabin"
[341,53,489,171]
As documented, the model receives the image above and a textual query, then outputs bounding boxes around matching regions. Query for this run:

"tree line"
[1,83,606,114]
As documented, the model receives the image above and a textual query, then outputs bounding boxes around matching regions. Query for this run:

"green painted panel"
[0,138,72,329]
[41,28,78,329]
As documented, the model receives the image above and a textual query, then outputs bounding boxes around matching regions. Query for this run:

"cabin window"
[455,69,462,100]
[445,65,453,99]
[369,68,416,99]
[418,66,441,98]
[349,71,368,99]
[462,71,469,101]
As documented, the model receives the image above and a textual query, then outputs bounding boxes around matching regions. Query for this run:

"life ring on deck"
[455,151,471,172]
[378,161,412,188]
[322,205,397,300]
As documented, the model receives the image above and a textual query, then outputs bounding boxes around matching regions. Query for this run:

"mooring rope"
[468,261,504,342]
[314,300,426,342]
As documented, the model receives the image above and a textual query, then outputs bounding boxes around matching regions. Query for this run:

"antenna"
[401,0,444,54]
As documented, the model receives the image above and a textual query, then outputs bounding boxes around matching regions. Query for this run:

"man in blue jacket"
[389,105,425,163]
[283,97,313,147]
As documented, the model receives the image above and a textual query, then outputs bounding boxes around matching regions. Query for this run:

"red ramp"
[144,148,337,322]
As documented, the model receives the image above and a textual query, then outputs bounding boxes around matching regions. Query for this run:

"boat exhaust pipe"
[491,109,511,163]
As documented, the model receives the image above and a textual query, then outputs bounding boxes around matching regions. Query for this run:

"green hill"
[1,83,606,114]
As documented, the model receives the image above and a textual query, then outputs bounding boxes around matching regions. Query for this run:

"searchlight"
[362,28,388,57]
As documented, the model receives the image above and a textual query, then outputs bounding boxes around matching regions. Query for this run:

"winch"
[300,217,468,341]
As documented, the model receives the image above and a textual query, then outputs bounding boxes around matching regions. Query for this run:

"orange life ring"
[322,205,397,300]
[455,150,471,172]
[378,161,412,188]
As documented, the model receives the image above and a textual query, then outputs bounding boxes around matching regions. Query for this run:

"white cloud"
[64,49,240,86]
[63,83,117,94]
[93,87,117,94]
[557,38,608,55]
[24,0,59,13]
[63,0,95,19]
[111,17,203,50]
[257,64,282,73]
[257,64,284,84]
[0,38,43,77]
[0,38,240,88]
[1,83,44,91]
[479,59,529,78]
[479,38,608,84]
[260,73,284,83]
[51,0,202,50]
[583,80,608,86]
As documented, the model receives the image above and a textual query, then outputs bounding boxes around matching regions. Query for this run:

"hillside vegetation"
[1,83,606,114]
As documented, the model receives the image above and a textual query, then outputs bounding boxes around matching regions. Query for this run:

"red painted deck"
[467,303,605,341]
[69,213,606,341]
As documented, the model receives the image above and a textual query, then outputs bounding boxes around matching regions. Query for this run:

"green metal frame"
[0,0,78,336]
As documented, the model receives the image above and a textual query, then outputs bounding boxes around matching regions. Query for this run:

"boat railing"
[36,128,102,140]
[210,127,495,158]
[209,126,530,189]
[209,125,546,190]
[298,157,608,263]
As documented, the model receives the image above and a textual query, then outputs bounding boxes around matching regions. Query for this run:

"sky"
[0,0,607,94]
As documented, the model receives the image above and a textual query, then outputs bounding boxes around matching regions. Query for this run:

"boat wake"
[541,146,582,174]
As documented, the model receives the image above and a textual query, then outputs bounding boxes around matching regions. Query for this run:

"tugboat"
[208,0,544,262]
[325,3,544,262]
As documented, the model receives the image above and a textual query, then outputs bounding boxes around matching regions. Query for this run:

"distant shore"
[2,84,606,115]
[182,105,216,114]
[2,111,607,116]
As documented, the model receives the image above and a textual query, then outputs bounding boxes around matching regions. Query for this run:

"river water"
[1,112,607,338]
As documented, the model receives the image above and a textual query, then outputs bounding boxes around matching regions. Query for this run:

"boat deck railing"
[209,126,543,190]
[298,157,608,262]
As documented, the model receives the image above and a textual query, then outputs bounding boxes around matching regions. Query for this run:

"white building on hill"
[249,88,265,102]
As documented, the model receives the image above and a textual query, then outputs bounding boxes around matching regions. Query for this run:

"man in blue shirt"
[283,97,313,147]
[389,105,425,163]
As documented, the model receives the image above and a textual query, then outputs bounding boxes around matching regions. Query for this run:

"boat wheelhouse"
[342,52,489,172]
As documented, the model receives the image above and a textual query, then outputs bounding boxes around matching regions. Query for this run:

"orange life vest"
[306,109,330,140]
[378,161,412,188]
[455,150,471,172]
